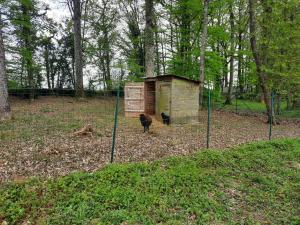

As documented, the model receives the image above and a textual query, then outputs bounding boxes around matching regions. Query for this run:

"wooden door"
[124,82,144,117]
[157,82,171,116]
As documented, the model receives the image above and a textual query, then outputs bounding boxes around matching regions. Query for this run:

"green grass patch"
[1,139,300,224]
[216,98,300,119]
[225,99,267,112]
[281,109,300,119]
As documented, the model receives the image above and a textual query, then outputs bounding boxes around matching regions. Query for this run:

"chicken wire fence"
[110,88,299,163]
[1,88,299,181]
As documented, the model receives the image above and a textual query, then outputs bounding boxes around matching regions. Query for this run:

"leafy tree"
[0,6,11,120]
[118,0,145,80]
[9,0,43,100]
[86,0,119,90]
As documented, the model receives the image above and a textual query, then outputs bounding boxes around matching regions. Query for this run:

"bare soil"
[0,96,299,182]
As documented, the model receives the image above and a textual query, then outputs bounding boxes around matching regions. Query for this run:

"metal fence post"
[207,87,211,149]
[111,87,120,163]
[269,91,274,141]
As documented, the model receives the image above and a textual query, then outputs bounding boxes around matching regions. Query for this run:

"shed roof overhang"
[143,74,200,84]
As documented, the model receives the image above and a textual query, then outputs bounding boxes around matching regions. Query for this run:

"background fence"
[0,88,299,181]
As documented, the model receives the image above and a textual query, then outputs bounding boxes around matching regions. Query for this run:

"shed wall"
[171,78,199,123]
[155,80,171,121]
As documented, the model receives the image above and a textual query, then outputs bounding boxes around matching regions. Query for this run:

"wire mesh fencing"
[111,89,300,163]
[0,88,299,181]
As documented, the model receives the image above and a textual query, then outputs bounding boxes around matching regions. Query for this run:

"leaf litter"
[0,97,299,182]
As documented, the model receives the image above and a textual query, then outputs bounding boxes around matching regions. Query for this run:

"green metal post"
[269,91,274,141]
[111,87,120,163]
[207,87,211,149]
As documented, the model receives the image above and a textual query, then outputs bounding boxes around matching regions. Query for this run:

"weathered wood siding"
[144,81,156,115]
[124,82,144,117]
[171,78,199,123]
[125,77,199,123]
[155,80,171,121]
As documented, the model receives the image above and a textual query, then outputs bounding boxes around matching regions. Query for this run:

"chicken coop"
[125,75,200,124]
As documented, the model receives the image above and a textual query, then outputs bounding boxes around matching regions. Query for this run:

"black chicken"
[139,114,152,132]
[161,112,170,125]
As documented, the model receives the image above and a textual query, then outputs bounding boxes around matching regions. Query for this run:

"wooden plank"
[125,82,145,117]
[125,109,144,112]
[124,98,144,100]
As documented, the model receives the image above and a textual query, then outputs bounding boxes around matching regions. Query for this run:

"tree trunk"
[73,0,84,97]
[237,31,244,93]
[104,30,112,90]
[169,1,176,72]
[275,94,281,115]
[199,0,209,109]
[224,69,228,87]
[222,52,228,92]
[161,33,166,75]
[215,13,222,94]
[225,5,235,105]
[155,25,160,76]
[249,0,275,123]
[50,59,55,89]
[105,51,111,90]
[0,20,11,120]
[286,90,293,110]
[56,70,61,89]
[145,0,155,78]
[20,59,24,87]
[237,2,244,94]
[44,42,51,89]
[70,55,75,87]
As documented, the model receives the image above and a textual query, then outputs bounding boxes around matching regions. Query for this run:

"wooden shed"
[125,75,199,124]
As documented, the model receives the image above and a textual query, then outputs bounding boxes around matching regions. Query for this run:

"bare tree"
[199,0,209,109]
[145,0,155,78]
[0,16,11,120]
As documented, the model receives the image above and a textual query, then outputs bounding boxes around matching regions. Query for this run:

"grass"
[221,99,267,113]
[215,98,300,119]
[281,109,300,119]
[1,139,300,224]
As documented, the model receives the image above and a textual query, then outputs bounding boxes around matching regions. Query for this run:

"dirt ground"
[0,96,299,182]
